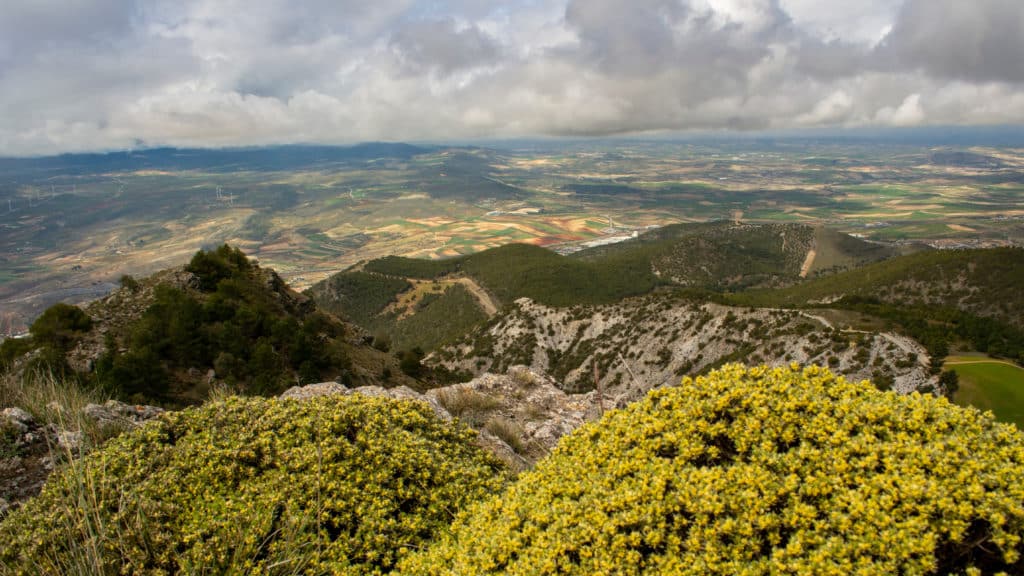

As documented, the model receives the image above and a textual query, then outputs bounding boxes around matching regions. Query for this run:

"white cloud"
[0,0,1022,155]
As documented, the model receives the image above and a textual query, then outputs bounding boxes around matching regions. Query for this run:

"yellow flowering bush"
[0,394,505,575]
[399,364,1024,575]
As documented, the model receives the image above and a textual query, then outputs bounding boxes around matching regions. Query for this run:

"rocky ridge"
[431,295,938,398]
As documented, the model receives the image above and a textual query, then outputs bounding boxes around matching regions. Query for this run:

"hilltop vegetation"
[402,364,1024,575]
[308,270,413,328]
[2,246,414,406]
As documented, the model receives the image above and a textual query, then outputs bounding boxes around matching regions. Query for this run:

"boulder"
[1,408,35,433]
[82,400,164,427]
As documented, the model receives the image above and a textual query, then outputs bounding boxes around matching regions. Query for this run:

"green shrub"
[0,394,505,575]
[119,274,140,292]
[185,244,251,291]
[29,303,92,350]
[401,364,1024,575]
[397,348,426,379]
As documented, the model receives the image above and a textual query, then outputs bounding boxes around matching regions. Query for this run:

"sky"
[1,0,1022,156]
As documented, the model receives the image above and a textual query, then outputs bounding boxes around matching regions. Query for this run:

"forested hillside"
[1,246,415,406]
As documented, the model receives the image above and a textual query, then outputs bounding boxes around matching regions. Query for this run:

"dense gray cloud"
[390,19,502,75]
[0,0,1021,155]
[877,0,1024,83]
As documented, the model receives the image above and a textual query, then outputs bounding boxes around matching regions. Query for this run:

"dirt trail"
[945,359,1023,369]
[455,277,499,316]
[798,311,929,367]
[799,249,817,278]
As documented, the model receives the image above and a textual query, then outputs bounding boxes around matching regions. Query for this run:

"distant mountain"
[414,150,521,200]
[928,150,1005,168]
[0,142,430,174]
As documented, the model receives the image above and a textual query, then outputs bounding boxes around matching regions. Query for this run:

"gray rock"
[281,382,452,420]
[83,400,164,427]
[2,407,35,433]
[56,430,82,453]
[280,381,349,400]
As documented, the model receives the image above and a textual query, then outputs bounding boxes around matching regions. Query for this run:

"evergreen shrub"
[0,394,505,575]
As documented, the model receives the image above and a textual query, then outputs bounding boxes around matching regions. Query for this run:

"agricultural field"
[947,356,1024,428]
[1,140,1023,335]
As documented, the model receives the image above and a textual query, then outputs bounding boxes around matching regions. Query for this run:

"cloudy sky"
[1,0,1022,156]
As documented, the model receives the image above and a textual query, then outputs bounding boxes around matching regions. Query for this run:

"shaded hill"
[736,247,1024,328]
[929,150,1005,168]
[415,150,521,200]
[572,222,901,290]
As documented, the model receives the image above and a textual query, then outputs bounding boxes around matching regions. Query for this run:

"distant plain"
[1,140,1022,334]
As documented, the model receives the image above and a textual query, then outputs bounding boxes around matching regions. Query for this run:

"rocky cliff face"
[430,294,937,398]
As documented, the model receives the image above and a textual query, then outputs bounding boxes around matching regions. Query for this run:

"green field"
[947,357,1024,428]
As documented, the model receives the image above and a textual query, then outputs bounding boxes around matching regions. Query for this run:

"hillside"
[737,247,1024,328]
[308,224,907,358]
[360,243,662,307]
[430,293,938,397]
[308,243,662,351]
[1,246,417,406]
[308,271,490,354]
[714,247,1024,375]
[571,222,900,290]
